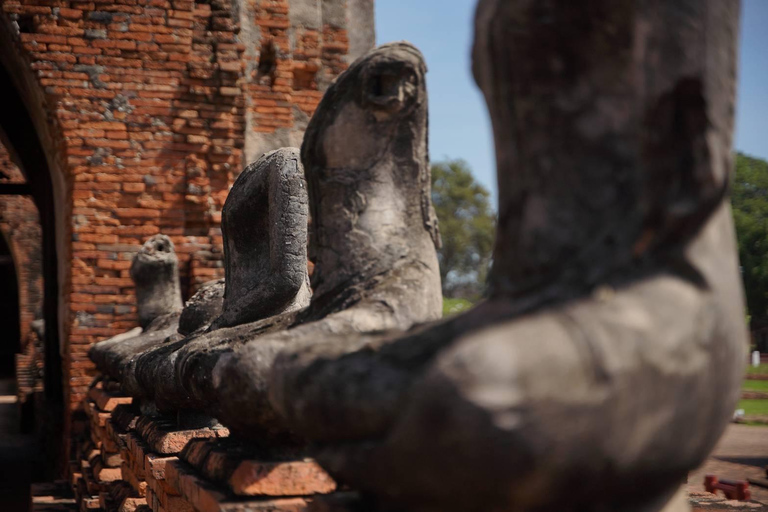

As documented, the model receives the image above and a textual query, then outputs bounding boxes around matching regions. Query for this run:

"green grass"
[738,399,768,416]
[746,363,768,375]
[743,379,768,392]
[442,298,473,316]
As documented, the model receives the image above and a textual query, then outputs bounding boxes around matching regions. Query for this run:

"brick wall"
[0,0,373,441]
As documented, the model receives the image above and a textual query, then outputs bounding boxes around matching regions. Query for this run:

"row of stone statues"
[91,1,748,510]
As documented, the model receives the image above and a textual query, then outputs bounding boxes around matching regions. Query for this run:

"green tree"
[732,152,768,324]
[431,159,495,299]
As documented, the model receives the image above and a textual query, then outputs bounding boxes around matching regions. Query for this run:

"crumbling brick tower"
[0,0,374,470]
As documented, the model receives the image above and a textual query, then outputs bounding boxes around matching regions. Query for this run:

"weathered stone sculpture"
[268,2,747,511]
[203,41,443,438]
[213,149,311,329]
[123,42,442,438]
[121,148,313,407]
[297,40,441,326]
[178,278,225,336]
[130,235,183,330]
[89,235,183,380]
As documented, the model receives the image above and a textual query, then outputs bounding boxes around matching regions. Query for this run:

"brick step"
[135,415,229,455]
[97,481,146,512]
[164,459,360,512]
[88,385,133,413]
[31,480,77,511]
[180,438,336,497]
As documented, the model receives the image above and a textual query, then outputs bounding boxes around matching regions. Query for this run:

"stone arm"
[88,312,180,384]
[268,205,746,511]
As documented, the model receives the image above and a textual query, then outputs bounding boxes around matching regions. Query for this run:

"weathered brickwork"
[0,0,373,446]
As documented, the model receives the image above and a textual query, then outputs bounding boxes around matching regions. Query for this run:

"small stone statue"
[268,1,747,511]
[178,278,225,336]
[89,235,183,381]
[130,234,183,329]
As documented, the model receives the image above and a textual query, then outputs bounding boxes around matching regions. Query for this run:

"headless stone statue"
[201,41,443,439]
[121,148,313,410]
[176,146,313,336]
[297,40,441,326]
[213,148,311,328]
[120,42,442,439]
[268,2,747,512]
[130,235,183,329]
[89,235,183,382]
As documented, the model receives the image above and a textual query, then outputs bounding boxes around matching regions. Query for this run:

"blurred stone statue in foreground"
[269,1,747,511]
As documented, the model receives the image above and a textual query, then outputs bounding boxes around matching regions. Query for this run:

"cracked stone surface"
[267,2,747,512]
[178,278,225,336]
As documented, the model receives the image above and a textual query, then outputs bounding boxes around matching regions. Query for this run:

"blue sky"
[375,0,768,200]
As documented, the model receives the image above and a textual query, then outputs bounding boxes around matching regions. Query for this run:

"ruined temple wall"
[240,0,374,162]
[0,0,373,411]
[0,142,43,348]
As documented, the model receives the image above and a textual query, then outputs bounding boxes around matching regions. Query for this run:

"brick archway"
[0,41,69,473]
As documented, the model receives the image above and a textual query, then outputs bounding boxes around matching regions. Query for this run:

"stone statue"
[118,148,313,409]
[212,148,311,329]
[297,40,441,326]
[130,234,183,329]
[267,2,747,511]
[89,235,183,381]
[116,42,443,439]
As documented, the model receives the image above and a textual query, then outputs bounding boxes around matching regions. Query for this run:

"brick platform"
[73,381,368,512]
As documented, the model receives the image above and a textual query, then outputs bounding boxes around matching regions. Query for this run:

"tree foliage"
[431,159,495,298]
[732,152,768,324]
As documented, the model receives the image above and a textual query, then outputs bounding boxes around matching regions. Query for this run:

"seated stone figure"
[267,1,747,511]
[114,148,312,401]
[173,145,313,335]
[89,235,184,382]
[131,234,183,330]
[89,233,231,386]
[91,149,312,396]
[125,42,442,438]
